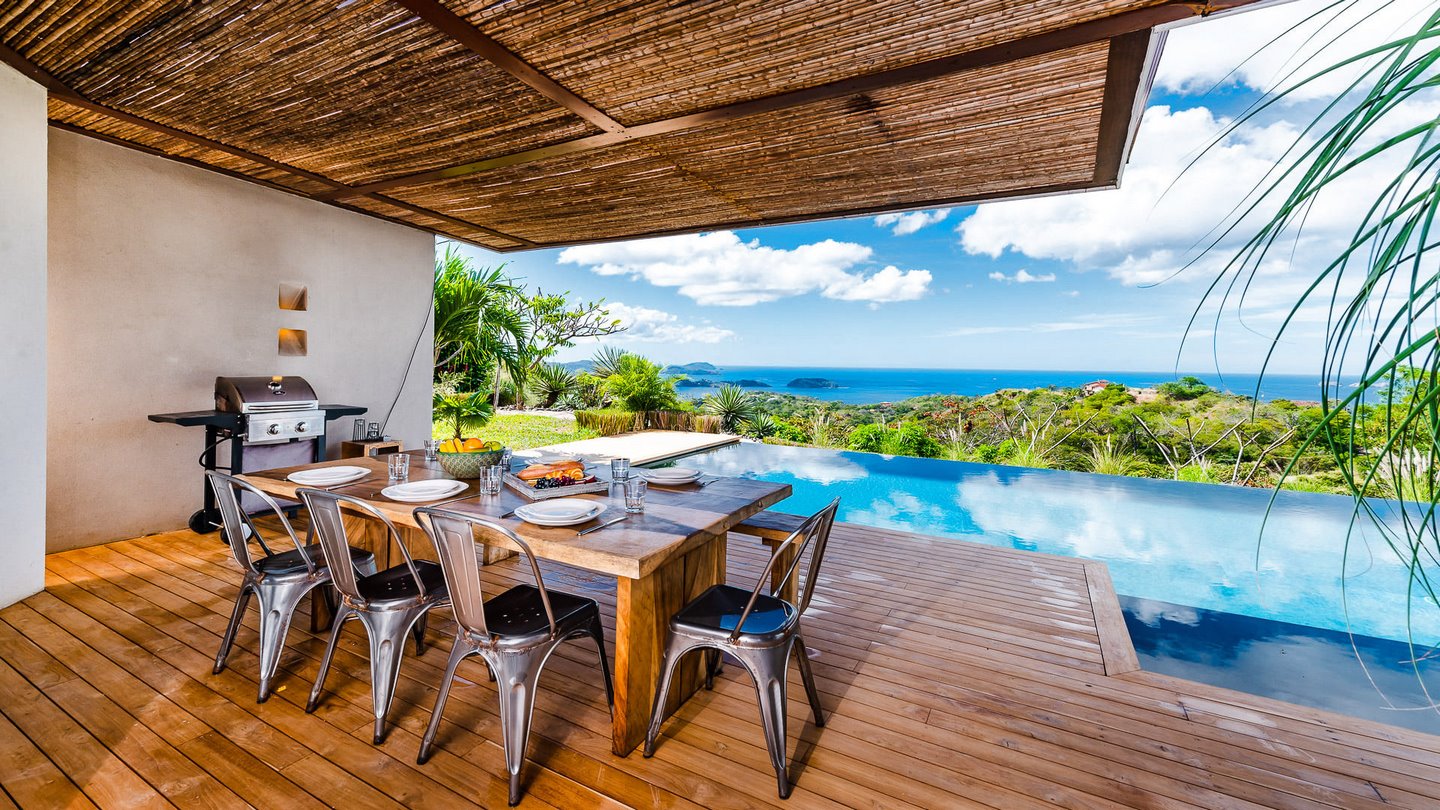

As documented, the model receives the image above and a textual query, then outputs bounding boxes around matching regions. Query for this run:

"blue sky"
[450,0,1429,374]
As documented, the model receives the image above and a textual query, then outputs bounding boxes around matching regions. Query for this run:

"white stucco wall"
[47,130,434,551]
[0,65,48,605]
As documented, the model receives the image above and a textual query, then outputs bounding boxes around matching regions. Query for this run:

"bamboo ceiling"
[0,0,1265,251]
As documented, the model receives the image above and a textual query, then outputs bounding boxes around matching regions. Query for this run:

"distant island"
[663,362,721,376]
[788,377,839,389]
[675,379,715,388]
[731,379,771,388]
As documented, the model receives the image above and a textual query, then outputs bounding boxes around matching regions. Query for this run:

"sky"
[448,0,1435,373]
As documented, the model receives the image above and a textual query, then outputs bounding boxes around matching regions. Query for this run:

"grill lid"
[215,376,319,414]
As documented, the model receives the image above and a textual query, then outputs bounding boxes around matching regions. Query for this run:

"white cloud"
[988,269,1056,284]
[604,302,734,344]
[557,231,931,306]
[873,208,950,235]
[1156,0,1431,101]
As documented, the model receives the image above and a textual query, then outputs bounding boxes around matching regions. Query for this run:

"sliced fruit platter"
[504,459,609,500]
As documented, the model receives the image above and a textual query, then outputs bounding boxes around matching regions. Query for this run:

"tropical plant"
[433,391,494,440]
[702,385,759,433]
[602,354,683,412]
[743,413,779,440]
[529,363,578,408]
[1189,11,1440,664]
[432,245,527,394]
[806,406,835,447]
[589,346,628,380]
[575,408,643,436]
[1085,437,1147,476]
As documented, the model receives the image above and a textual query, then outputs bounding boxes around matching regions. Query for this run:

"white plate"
[381,479,468,503]
[640,467,702,484]
[288,465,369,486]
[514,498,605,527]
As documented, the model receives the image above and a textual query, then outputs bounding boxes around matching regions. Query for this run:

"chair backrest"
[205,470,313,575]
[414,507,557,641]
[732,498,840,640]
[298,488,428,604]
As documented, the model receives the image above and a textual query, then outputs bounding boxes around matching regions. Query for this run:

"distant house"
[1081,380,1116,396]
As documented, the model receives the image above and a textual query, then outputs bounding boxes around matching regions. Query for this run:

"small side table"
[340,439,402,458]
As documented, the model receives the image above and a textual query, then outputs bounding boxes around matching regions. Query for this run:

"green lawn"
[432,413,597,450]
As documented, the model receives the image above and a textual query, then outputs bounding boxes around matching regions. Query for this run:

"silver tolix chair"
[298,488,450,745]
[414,507,613,806]
[644,497,840,799]
[206,471,377,703]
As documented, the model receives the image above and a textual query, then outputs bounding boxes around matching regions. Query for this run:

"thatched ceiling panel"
[385,149,760,245]
[646,43,1109,220]
[6,0,596,184]
[456,0,1165,124]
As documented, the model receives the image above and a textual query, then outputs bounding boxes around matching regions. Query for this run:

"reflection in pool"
[673,442,1440,725]
[1125,595,1440,735]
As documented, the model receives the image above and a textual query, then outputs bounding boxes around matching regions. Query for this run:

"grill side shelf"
[148,410,243,429]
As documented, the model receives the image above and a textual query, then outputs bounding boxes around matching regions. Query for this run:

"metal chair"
[413,507,613,806]
[644,497,840,799]
[299,488,449,744]
[206,471,377,703]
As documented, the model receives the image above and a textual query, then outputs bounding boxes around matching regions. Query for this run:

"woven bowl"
[436,448,504,479]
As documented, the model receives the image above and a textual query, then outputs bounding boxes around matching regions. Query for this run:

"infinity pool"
[671,442,1440,730]
[672,442,1440,646]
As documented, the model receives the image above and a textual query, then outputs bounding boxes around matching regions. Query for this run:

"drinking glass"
[501,448,514,472]
[480,464,504,496]
[352,418,366,441]
[387,453,410,482]
[624,477,647,514]
[423,439,438,462]
[610,457,631,482]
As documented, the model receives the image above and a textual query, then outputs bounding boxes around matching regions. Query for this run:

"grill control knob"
[266,423,281,436]
[295,421,308,433]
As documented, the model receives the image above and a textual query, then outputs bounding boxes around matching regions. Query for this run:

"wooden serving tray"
[504,472,609,501]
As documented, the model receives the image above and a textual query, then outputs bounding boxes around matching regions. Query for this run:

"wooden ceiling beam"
[392,0,626,134]
[324,0,1221,201]
[1093,29,1162,186]
[3,37,533,246]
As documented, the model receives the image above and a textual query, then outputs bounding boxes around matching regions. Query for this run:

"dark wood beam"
[326,0,1217,201]
[1093,30,1161,185]
[481,179,1101,253]
[393,0,626,134]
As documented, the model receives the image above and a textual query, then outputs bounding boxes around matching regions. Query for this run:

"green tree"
[1156,376,1214,401]
[433,390,494,440]
[529,363,578,408]
[432,245,527,394]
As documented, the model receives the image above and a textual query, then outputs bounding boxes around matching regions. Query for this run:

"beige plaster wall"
[0,64,48,605]
[47,130,435,551]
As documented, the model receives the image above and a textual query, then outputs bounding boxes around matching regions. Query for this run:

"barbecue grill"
[150,376,365,533]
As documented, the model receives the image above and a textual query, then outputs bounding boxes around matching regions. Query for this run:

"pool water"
[671,442,1440,728]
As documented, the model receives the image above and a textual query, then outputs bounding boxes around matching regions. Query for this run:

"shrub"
[1157,375,1214,400]
[701,385,759,433]
[884,423,942,458]
[602,355,682,412]
[529,363,578,408]
[846,423,887,453]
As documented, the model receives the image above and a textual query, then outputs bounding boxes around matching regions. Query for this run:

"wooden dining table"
[244,451,790,755]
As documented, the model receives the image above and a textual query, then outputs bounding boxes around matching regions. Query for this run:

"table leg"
[762,538,799,604]
[611,532,726,755]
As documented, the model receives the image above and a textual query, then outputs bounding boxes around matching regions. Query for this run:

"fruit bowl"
[435,439,505,479]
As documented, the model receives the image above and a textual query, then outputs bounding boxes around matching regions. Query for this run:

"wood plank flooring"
[4,520,1440,808]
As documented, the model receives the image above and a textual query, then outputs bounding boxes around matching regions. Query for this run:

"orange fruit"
[463,437,485,451]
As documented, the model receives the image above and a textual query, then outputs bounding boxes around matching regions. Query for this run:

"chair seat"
[485,584,596,639]
[356,560,447,604]
[257,544,374,576]
[672,584,796,638]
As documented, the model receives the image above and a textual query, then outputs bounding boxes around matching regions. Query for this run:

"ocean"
[672,366,1342,405]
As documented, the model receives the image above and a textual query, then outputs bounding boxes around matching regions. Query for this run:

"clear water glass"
[501,448,513,472]
[423,439,438,462]
[387,453,409,482]
[624,477,647,514]
[480,464,504,496]
[611,457,631,482]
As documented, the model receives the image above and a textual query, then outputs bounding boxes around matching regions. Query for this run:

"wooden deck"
[4,521,1440,808]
